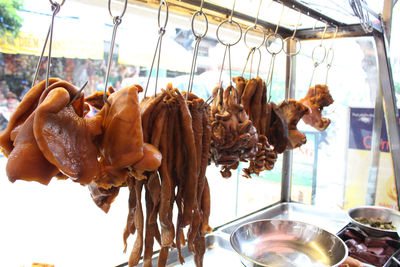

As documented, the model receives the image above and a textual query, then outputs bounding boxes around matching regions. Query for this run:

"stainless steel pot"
[230,219,347,267]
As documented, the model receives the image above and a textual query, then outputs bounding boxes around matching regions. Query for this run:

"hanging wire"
[283,9,302,100]
[324,25,338,85]
[103,0,128,104]
[31,0,64,88]
[309,21,328,90]
[144,0,169,98]
[264,3,285,102]
[215,0,242,88]
[242,0,265,79]
[187,0,208,99]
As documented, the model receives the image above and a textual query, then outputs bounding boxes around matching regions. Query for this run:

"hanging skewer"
[241,0,265,79]
[283,9,302,100]
[216,0,242,88]
[187,0,208,100]
[324,25,338,85]
[103,0,128,104]
[144,0,169,98]
[31,0,64,88]
[309,21,328,90]
[265,2,285,102]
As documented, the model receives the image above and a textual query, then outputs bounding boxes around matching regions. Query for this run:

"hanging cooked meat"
[0,78,60,156]
[267,102,290,154]
[210,84,258,178]
[34,87,100,185]
[277,99,310,150]
[242,135,277,178]
[98,85,145,169]
[88,182,120,213]
[6,113,59,185]
[299,84,334,131]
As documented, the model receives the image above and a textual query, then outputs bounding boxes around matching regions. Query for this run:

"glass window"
[291,36,397,211]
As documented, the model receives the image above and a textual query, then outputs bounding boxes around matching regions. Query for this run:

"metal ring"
[216,20,242,46]
[265,33,283,54]
[244,25,266,49]
[158,0,169,30]
[311,44,327,65]
[49,0,65,6]
[283,37,301,56]
[191,10,208,38]
[108,0,128,19]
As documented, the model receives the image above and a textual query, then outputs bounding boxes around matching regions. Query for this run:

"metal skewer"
[103,0,128,105]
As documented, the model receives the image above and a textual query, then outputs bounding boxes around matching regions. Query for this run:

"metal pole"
[366,83,383,205]
[281,38,297,203]
[373,30,400,209]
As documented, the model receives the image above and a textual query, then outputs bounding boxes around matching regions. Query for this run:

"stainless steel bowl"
[348,205,400,237]
[230,219,347,267]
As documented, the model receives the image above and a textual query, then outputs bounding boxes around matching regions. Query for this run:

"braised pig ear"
[0,78,60,156]
[100,85,144,169]
[6,113,59,185]
[268,102,290,154]
[33,87,100,185]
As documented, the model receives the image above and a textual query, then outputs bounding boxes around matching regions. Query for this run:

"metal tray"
[118,202,350,267]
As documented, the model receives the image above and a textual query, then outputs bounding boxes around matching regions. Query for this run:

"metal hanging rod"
[179,0,292,36]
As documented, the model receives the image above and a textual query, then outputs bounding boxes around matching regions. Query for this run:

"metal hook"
[324,25,339,85]
[187,0,209,99]
[49,0,65,6]
[144,0,169,98]
[241,47,262,79]
[274,2,285,35]
[291,9,302,39]
[229,0,237,23]
[103,0,128,105]
[320,21,328,45]
[67,81,88,107]
[32,2,61,88]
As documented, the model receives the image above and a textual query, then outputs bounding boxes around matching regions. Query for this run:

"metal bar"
[382,0,393,41]
[366,86,383,205]
[273,0,345,27]
[373,30,400,209]
[296,24,374,40]
[311,133,319,205]
[179,0,292,35]
[281,38,297,203]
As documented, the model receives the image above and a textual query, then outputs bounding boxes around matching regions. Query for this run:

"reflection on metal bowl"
[348,205,400,238]
[230,219,347,267]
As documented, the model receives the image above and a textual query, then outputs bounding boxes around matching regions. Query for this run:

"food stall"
[0,0,399,266]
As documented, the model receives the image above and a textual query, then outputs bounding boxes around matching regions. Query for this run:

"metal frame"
[168,0,399,207]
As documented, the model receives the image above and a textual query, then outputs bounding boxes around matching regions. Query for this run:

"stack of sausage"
[121,85,212,267]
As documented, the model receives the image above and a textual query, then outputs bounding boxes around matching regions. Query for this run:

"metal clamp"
[216,20,243,46]
[191,10,208,39]
[108,0,127,19]
[244,25,265,49]
[157,0,169,30]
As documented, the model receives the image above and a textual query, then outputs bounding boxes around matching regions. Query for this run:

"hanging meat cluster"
[210,76,334,178]
[0,79,162,208]
[0,79,213,267]
[121,85,212,267]
[299,84,334,131]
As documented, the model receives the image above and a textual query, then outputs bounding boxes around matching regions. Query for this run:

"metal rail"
[373,29,400,209]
